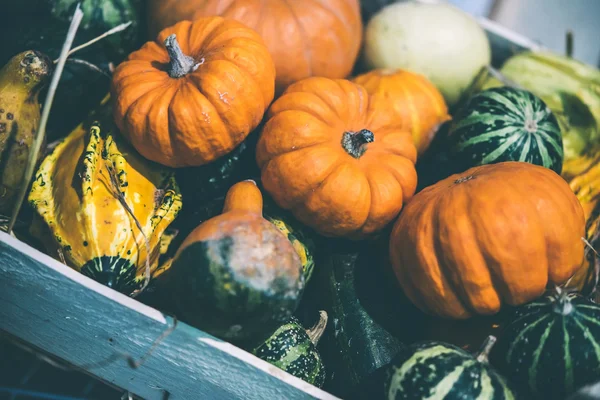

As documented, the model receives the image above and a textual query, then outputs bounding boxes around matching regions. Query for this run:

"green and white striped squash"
[448,86,564,174]
[358,336,516,399]
[491,291,600,400]
[253,312,327,388]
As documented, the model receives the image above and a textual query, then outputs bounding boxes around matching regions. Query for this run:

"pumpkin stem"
[222,180,263,215]
[342,129,375,158]
[306,310,328,346]
[164,34,200,78]
[475,335,497,364]
[552,286,575,315]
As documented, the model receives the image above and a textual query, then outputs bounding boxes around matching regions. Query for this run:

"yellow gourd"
[29,100,182,295]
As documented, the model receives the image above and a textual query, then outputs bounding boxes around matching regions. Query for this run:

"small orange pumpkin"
[111,17,275,168]
[256,77,418,239]
[389,161,585,320]
[146,0,363,95]
[352,69,451,155]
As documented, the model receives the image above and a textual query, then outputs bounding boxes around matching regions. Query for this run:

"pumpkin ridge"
[142,83,182,164]
[436,185,499,315]
[431,198,475,316]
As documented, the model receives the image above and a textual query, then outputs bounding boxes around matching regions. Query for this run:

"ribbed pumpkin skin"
[111,17,275,168]
[352,69,450,156]
[390,161,585,319]
[146,0,362,95]
[448,87,563,173]
[491,293,600,400]
[28,112,182,295]
[368,341,516,399]
[256,77,418,239]
[156,181,304,341]
[253,316,325,387]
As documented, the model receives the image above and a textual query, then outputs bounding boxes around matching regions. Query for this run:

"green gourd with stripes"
[448,86,563,174]
[358,336,516,399]
[252,312,327,388]
[491,291,600,400]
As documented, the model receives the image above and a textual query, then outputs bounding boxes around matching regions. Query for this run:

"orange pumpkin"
[256,77,418,239]
[111,17,275,168]
[390,161,586,319]
[146,0,363,95]
[352,69,451,156]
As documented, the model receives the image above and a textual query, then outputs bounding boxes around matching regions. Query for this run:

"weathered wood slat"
[0,232,338,400]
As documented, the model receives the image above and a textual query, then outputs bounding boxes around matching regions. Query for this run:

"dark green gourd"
[448,86,563,174]
[1,0,144,138]
[253,311,327,388]
[356,336,516,399]
[491,290,600,400]
[313,243,406,397]
[153,181,305,343]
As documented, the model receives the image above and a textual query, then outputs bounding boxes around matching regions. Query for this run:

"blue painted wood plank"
[0,232,338,400]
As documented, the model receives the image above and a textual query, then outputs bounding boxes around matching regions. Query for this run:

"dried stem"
[306,311,328,345]
[55,21,133,63]
[65,58,111,79]
[7,4,84,234]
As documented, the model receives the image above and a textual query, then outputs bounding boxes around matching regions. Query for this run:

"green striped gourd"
[491,290,600,400]
[358,336,516,399]
[28,102,182,295]
[448,86,563,174]
[253,311,327,387]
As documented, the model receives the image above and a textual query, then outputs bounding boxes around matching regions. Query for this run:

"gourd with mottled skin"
[0,50,52,216]
[356,336,516,399]
[28,103,182,295]
[156,181,305,342]
[253,311,327,387]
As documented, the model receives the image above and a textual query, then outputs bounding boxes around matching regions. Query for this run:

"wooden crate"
[0,18,541,400]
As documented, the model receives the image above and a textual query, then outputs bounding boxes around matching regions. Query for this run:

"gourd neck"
[475,335,497,364]
[306,311,328,346]
[164,34,200,78]
[342,129,374,158]
[222,180,263,216]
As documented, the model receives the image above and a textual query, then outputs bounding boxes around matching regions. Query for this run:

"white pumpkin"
[363,0,491,107]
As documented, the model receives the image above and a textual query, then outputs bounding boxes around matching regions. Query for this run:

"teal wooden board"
[0,232,338,400]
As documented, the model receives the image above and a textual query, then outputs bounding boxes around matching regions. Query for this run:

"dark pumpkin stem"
[475,335,497,364]
[566,31,574,58]
[164,34,199,78]
[306,310,328,346]
[342,129,374,158]
[552,286,575,316]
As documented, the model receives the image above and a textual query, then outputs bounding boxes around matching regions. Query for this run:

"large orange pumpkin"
[352,69,451,156]
[111,17,275,168]
[146,0,363,94]
[256,77,418,239]
[389,161,586,319]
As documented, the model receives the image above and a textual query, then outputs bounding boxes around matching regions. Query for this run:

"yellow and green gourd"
[28,100,182,295]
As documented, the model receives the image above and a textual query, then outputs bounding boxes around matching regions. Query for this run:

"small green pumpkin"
[357,336,516,399]
[491,290,600,400]
[448,86,564,174]
[253,311,327,388]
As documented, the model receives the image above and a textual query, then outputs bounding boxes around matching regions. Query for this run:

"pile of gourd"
[2,0,600,399]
